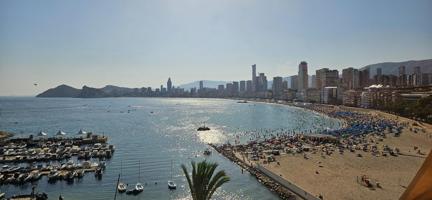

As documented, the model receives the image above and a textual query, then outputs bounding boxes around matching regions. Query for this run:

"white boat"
[77,129,87,135]
[134,160,144,193]
[135,182,144,192]
[168,160,176,190]
[168,180,176,190]
[37,131,47,136]
[118,182,127,193]
[117,161,127,193]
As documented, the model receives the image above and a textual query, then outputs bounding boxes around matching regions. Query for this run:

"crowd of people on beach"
[219,103,417,167]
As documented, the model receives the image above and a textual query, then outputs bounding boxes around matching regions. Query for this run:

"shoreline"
[209,143,299,200]
[212,98,432,200]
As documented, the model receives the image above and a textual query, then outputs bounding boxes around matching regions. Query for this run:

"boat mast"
[138,160,141,182]
[114,174,120,200]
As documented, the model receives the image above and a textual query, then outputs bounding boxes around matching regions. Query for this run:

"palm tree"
[181,160,230,200]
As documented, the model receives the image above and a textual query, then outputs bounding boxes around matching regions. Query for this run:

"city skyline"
[1,0,432,95]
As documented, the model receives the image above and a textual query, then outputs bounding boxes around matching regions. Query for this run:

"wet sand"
[263,108,432,200]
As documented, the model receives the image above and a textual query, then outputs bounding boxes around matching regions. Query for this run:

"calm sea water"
[0,97,340,200]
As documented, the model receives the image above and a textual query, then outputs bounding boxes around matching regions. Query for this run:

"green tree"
[181,160,230,200]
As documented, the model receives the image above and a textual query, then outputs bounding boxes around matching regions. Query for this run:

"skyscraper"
[359,69,370,88]
[240,80,246,92]
[233,81,239,96]
[316,68,339,88]
[290,75,298,90]
[414,66,422,86]
[258,73,267,92]
[311,75,316,88]
[342,67,360,89]
[398,66,407,86]
[199,81,204,90]
[167,78,172,92]
[246,80,253,92]
[251,64,257,92]
[298,61,308,90]
[272,76,283,97]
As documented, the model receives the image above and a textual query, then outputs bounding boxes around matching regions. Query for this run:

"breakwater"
[209,143,299,200]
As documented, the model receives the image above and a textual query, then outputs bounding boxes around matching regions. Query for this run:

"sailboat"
[134,161,144,193]
[117,162,127,193]
[168,160,177,190]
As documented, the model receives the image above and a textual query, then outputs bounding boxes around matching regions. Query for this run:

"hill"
[36,84,81,97]
[360,59,432,77]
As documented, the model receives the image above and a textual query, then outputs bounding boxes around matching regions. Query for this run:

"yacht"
[197,122,210,131]
[117,161,127,193]
[134,161,144,193]
[168,181,176,190]
[135,182,144,193]
[168,160,176,190]
[118,182,127,193]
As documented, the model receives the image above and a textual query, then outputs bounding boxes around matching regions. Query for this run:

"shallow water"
[0,97,340,200]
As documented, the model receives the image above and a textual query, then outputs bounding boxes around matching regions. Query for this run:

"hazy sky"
[1,0,431,96]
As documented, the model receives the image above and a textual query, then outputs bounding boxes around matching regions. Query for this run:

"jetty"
[209,143,299,200]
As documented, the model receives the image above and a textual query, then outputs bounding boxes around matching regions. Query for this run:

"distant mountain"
[360,59,432,77]
[100,85,138,96]
[178,80,229,90]
[77,86,107,98]
[36,84,81,97]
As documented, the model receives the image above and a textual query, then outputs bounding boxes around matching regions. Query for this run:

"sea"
[0,97,341,200]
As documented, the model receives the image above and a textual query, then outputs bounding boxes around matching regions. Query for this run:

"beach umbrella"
[56,130,66,136]
[77,129,87,135]
[37,131,48,137]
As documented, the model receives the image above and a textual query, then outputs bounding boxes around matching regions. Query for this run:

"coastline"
[211,98,432,200]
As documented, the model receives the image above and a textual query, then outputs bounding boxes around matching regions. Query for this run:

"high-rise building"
[342,67,360,89]
[258,73,268,92]
[246,80,253,92]
[298,61,308,90]
[282,80,288,90]
[240,80,246,92]
[359,69,370,88]
[375,68,382,84]
[226,83,233,96]
[290,75,298,90]
[167,78,172,92]
[414,66,422,86]
[311,75,316,88]
[218,84,224,91]
[233,81,239,96]
[272,76,283,97]
[316,68,339,89]
[199,81,204,90]
[251,64,257,92]
[398,66,407,86]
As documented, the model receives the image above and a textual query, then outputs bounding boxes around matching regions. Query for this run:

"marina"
[0,131,114,188]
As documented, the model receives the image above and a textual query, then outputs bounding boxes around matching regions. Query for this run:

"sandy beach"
[260,107,432,200]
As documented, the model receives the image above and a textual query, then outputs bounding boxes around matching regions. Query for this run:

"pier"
[209,143,300,200]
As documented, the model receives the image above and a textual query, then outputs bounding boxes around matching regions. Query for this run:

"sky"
[1,0,431,96]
